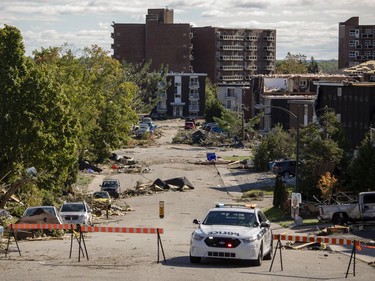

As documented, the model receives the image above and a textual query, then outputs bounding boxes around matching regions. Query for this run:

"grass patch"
[264,206,321,227]
[76,173,92,187]
[223,155,251,162]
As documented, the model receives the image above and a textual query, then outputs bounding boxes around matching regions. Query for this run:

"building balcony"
[219,75,243,81]
[245,56,257,61]
[265,36,275,41]
[189,105,200,112]
[219,65,243,71]
[264,56,275,60]
[245,45,258,51]
[245,65,257,71]
[219,45,244,51]
[189,94,200,100]
[158,93,167,99]
[218,35,244,41]
[219,55,244,61]
[264,46,275,51]
[189,82,200,88]
[266,65,275,71]
[245,36,258,41]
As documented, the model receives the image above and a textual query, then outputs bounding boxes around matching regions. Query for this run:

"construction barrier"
[270,233,374,278]
[4,223,165,263]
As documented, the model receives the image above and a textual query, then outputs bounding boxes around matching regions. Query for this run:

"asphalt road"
[1,119,374,280]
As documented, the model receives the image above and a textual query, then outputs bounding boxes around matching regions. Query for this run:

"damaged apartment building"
[216,74,351,132]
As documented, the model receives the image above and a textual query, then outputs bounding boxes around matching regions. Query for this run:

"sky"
[1,0,375,60]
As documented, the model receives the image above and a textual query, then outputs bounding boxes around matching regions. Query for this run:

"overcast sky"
[1,0,374,60]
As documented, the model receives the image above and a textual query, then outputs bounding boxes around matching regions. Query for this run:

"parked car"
[21,206,63,224]
[93,191,112,208]
[15,206,63,239]
[209,126,225,134]
[100,179,121,198]
[190,203,273,266]
[185,121,196,130]
[136,123,150,138]
[203,122,218,131]
[59,201,93,225]
[272,159,296,177]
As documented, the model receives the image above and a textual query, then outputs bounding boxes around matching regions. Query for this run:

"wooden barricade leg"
[5,228,21,257]
[269,235,283,272]
[157,228,166,263]
[345,240,356,278]
[77,225,89,262]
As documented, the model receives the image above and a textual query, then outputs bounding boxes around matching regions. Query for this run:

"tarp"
[152,177,194,190]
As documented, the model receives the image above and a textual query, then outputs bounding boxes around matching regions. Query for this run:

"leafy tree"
[347,132,375,192]
[0,26,78,207]
[317,172,338,200]
[204,79,224,122]
[276,52,308,74]
[298,110,344,197]
[317,60,338,74]
[122,61,168,113]
[253,124,295,171]
[32,45,139,162]
[308,56,319,73]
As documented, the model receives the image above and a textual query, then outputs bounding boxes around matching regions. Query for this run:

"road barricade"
[4,223,165,263]
[270,233,373,278]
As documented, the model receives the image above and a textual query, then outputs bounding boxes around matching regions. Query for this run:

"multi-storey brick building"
[191,27,276,83]
[338,17,375,69]
[111,8,276,84]
[112,8,192,73]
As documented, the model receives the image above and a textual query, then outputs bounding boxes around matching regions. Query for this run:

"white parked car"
[190,203,273,266]
[59,201,93,225]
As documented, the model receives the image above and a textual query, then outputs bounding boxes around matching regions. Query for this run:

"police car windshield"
[203,211,256,227]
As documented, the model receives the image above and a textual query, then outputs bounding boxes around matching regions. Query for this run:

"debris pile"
[123,177,195,197]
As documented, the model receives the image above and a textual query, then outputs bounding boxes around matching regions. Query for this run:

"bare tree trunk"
[0,178,32,209]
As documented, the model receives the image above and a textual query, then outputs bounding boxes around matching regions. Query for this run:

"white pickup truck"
[318,191,375,225]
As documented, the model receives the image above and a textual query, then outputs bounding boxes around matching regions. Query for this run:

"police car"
[190,203,273,266]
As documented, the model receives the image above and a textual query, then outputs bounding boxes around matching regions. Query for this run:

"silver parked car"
[59,201,93,225]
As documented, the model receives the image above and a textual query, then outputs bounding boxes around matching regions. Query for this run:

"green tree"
[122,61,168,113]
[253,124,295,171]
[204,79,224,122]
[308,56,319,73]
[298,110,344,197]
[0,26,78,207]
[348,132,375,192]
[276,52,308,74]
[32,45,139,162]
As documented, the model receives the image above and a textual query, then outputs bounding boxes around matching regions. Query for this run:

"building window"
[226,88,236,98]
[364,29,372,35]
[349,40,359,47]
[337,88,342,97]
[349,51,358,58]
[349,29,359,37]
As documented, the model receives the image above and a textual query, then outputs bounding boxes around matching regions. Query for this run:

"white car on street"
[190,203,273,266]
[59,201,93,225]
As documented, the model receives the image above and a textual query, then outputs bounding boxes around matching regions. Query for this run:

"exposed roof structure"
[343,60,375,74]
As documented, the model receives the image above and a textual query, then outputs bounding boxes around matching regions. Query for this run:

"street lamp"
[254,104,300,192]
